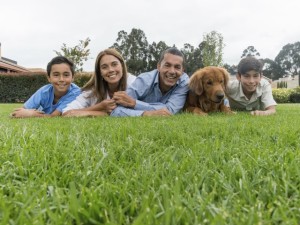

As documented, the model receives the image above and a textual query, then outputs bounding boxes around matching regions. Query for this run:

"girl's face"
[99,55,123,84]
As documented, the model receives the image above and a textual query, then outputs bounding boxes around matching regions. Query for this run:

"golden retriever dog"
[184,66,232,115]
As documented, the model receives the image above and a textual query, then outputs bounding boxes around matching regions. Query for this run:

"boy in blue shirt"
[11,56,81,118]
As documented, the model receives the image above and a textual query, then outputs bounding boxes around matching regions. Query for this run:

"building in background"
[0,43,45,73]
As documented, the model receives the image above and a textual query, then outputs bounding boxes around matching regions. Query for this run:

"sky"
[1,0,300,72]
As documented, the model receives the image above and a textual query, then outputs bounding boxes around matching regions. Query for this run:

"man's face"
[157,53,184,93]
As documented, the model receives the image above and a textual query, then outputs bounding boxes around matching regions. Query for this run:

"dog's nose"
[216,93,224,100]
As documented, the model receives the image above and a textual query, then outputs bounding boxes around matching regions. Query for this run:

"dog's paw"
[193,108,208,116]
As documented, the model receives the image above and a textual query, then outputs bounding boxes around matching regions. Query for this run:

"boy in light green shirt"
[226,57,277,116]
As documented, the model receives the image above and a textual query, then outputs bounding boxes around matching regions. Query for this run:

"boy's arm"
[251,105,276,116]
[250,80,277,116]
[11,108,60,118]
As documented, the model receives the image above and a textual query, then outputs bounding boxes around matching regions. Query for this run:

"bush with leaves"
[0,72,48,103]
[73,72,93,87]
[289,86,300,103]
[0,72,93,103]
[272,88,293,103]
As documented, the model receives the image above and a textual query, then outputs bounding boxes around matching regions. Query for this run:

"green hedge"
[0,72,92,103]
[272,87,300,103]
[289,86,300,103]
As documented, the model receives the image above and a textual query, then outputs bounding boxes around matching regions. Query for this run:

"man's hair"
[237,56,263,75]
[158,47,185,67]
[46,56,75,77]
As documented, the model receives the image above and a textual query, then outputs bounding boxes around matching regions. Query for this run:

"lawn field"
[0,104,300,225]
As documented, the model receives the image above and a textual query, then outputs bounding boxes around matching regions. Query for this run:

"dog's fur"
[184,66,232,115]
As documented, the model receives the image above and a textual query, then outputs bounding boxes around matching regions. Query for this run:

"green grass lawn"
[0,104,300,225]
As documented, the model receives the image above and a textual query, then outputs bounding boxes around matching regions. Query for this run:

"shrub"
[0,72,92,103]
[74,72,93,87]
[0,72,48,103]
[289,86,300,103]
[272,88,294,103]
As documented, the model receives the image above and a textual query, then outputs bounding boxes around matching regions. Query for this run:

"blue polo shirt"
[24,83,81,114]
[111,69,189,117]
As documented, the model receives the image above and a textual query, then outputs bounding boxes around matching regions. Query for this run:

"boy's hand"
[112,91,136,108]
[251,110,273,116]
[11,108,45,118]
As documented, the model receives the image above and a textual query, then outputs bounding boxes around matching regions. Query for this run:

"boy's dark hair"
[158,47,185,67]
[46,56,75,77]
[237,56,263,75]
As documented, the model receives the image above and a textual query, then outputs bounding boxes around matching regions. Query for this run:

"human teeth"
[167,75,176,79]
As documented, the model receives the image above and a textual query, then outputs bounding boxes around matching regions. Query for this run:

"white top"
[62,74,136,113]
[226,78,277,111]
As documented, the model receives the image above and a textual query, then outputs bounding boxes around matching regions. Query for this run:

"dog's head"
[189,66,229,103]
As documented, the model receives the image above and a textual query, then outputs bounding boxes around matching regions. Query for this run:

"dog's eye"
[220,80,224,83]
[207,81,213,85]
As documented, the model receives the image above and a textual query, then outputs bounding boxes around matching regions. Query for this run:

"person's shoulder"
[227,79,239,88]
[180,72,189,81]
[127,73,136,86]
[70,83,81,90]
[68,83,81,95]
[138,69,158,78]
[260,78,272,86]
[39,84,53,94]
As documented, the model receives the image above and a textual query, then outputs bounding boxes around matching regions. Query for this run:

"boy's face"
[48,63,73,97]
[237,70,261,96]
[157,53,184,93]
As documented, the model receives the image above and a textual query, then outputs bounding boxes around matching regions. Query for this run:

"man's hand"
[10,108,45,118]
[113,91,136,108]
[142,108,172,116]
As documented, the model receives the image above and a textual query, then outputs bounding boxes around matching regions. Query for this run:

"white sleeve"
[62,91,94,113]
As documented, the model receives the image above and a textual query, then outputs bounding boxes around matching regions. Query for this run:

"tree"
[261,58,284,80]
[241,46,260,58]
[181,43,204,75]
[202,31,225,67]
[54,37,91,72]
[223,63,237,76]
[111,28,149,75]
[148,41,170,71]
[275,42,300,82]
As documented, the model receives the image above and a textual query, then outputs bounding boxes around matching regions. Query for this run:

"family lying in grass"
[10,47,276,118]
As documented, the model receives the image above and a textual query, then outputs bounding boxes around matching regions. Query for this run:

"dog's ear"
[189,69,204,95]
[220,68,230,90]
